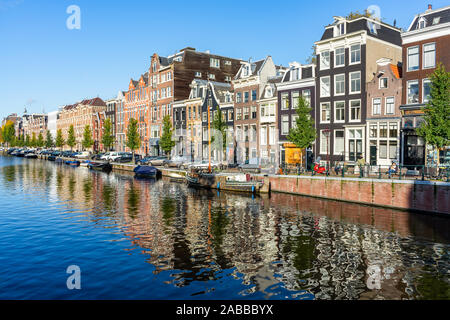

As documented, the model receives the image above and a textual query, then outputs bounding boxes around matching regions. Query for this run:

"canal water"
[0,156,449,300]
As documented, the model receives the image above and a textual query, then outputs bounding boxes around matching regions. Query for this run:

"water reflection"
[1,157,449,300]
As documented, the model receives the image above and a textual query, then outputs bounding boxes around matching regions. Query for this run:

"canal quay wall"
[267,175,450,215]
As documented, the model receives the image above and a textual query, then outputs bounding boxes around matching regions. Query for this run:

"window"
[167,86,172,97]
[210,58,220,68]
[281,115,289,135]
[335,74,345,95]
[320,51,330,70]
[334,130,344,155]
[386,97,395,114]
[335,23,345,36]
[228,110,233,121]
[335,101,345,122]
[348,129,363,162]
[292,91,300,109]
[236,108,242,120]
[372,98,381,115]
[225,76,231,82]
[260,126,267,146]
[335,47,345,67]
[389,123,398,138]
[350,100,361,121]
[251,106,257,119]
[370,124,377,138]
[269,126,276,145]
[208,74,216,80]
[195,72,202,78]
[423,79,432,103]
[350,72,361,93]
[407,80,419,104]
[320,77,330,97]
[244,125,249,142]
[380,78,388,89]
[320,130,330,154]
[379,141,388,159]
[389,141,397,159]
[251,90,257,101]
[407,46,419,71]
[224,60,232,66]
[291,115,298,129]
[432,17,441,25]
[423,43,436,69]
[244,92,249,103]
[302,90,311,106]
[202,112,207,122]
[321,102,331,123]
[350,44,361,64]
[291,68,300,81]
[281,93,289,109]
[379,123,387,138]
[243,107,249,119]
[236,92,242,103]
[167,72,172,81]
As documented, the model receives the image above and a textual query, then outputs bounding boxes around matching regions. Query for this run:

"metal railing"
[279,162,450,182]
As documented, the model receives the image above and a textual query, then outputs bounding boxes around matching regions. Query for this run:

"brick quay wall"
[266,175,450,215]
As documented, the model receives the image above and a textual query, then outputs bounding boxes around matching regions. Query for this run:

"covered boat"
[133,165,160,178]
[88,162,113,173]
[24,153,38,159]
[65,160,80,167]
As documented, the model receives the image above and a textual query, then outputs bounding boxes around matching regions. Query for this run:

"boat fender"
[217,182,220,190]
[252,185,255,193]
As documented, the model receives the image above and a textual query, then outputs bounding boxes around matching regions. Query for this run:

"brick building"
[57,97,106,151]
[400,5,450,167]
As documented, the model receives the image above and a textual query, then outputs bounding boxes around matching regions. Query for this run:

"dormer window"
[334,22,345,36]
[291,68,300,81]
[418,17,427,29]
[432,17,441,25]
[265,87,273,98]
[242,65,250,77]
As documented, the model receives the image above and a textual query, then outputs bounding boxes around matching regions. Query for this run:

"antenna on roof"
[393,19,397,27]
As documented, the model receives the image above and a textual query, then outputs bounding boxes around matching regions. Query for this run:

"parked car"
[91,153,105,160]
[163,156,191,169]
[75,151,91,159]
[136,156,159,165]
[116,152,133,163]
[188,160,224,171]
[238,159,261,173]
[101,152,121,161]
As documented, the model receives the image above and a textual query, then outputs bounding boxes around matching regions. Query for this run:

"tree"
[287,96,316,168]
[305,45,317,65]
[417,63,450,151]
[101,118,115,152]
[2,121,15,147]
[55,129,65,149]
[160,115,175,157]
[126,118,141,161]
[45,131,53,149]
[66,125,76,151]
[25,134,30,147]
[212,108,228,161]
[37,132,44,148]
[82,125,94,151]
[31,133,37,148]
[346,10,373,20]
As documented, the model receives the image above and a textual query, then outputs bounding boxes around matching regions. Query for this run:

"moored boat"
[65,160,80,167]
[133,165,160,178]
[88,162,112,173]
[24,153,38,159]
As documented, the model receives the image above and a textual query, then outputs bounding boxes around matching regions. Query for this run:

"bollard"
[399,165,402,180]
[378,165,382,179]
[422,165,425,181]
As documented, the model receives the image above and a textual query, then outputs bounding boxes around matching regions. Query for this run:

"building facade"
[366,58,402,167]
[277,62,316,168]
[57,97,106,151]
[400,5,450,167]
[115,91,126,152]
[315,16,402,168]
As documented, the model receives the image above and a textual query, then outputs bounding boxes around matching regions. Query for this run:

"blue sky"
[0,0,448,119]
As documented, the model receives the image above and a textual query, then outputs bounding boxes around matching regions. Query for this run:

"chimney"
[428,4,432,10]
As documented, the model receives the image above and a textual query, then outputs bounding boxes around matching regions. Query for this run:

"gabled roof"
[408,6,450,31]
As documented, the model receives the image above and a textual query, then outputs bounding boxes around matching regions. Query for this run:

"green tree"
[126,118,141,161]
[2,121,16,147]
[55,129,64,149]
[287,96,316,168]
[25,134,31,147]
[160,115,175,156]
[45,131,53,149]
[82,125,94,151]
[31,133,37,148]
[66,125,76,151]
[417,63,450,151]
[305,45,317,65]
[346,10,373,20]
[37,132,44,148]
[212,108,228,161]
[101,118,115,152]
